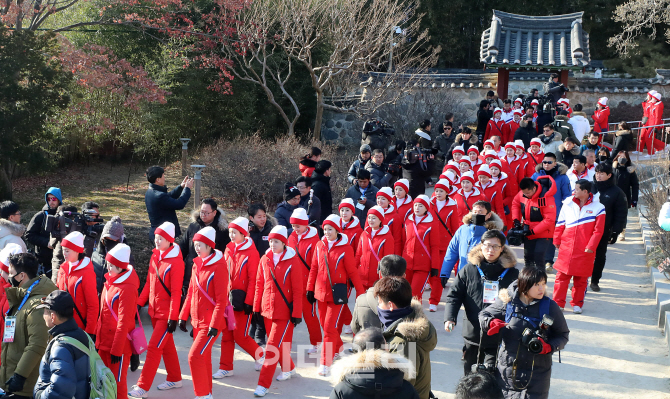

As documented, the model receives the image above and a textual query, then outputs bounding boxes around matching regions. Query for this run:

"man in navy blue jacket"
[144,166,192,238]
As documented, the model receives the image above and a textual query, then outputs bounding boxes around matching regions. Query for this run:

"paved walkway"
[126,210,670,398]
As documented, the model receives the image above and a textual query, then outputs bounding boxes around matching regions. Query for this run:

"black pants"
[523,238,551,270]
[463,342,497,376]
[407,178,426,200]
[591,229,612,285]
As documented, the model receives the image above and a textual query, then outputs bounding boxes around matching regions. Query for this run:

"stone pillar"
[179,138,191,177]
[191,165,205,209]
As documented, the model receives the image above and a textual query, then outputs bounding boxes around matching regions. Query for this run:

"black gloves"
[130,354,140,372]
[513,219,522,229]
[504,206,510,215]
[6,373,26,393]
[522,224,532,236]
[632,201,637,208]
[609,233,619,245]
[110,354,122,364]
[243,303,253,315]
[207,327,218,337]
[306,291,316,304]
[291,317,302,327]
[430,269,439,277]
[178,320,188,333]
[167,320,178,334]
[253,312,263,324]
[441,277,449,288]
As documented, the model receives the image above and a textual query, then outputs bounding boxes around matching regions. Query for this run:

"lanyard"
[7,279,40,315]
[477,267,509,282]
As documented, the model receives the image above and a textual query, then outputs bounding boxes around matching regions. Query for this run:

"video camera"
[45,210,104,239]
[362,119,395,137]
[521,315,554,354]
[402,147,433,166]
[507,220,530,246]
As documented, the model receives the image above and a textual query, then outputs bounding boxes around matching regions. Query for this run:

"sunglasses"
[542,161,554,164]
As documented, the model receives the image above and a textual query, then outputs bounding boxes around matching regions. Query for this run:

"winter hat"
[514,140,525,150]
[367,206,385,224]
[513,109,524,117]
[648,90,658,98]
[105,243,131,270]
[268,225,289,245]
[376,187,394,202]
[229,217,250,236]
[44,187,63,205]
[360,144,372,154]
[557,98,569,106]
[483,150,498,159]
[322,214,342,233]
[460,170,476,184]
[434,179,451,193]
[598,97,608,107]
[530,138,542,147]
[458,158,472,167]
[394,179,409,194]
[0,243,23,273]
[467,147,480,156]
[413,195,431,211]
[443,164,460,177]
[493,108,502,115]
[443,170,459,185]
[284,183,301,201]
[652,91,662,101]
[61,231,85,254]
[477,164,492,179]
[101,216,124,241]
[514,98,522,105]
[314,160,332,174]
[504,142,516,151]
[484,139,495,148]
[289,208,309,226]
[489,159,502,171]
[531,99,539,106]
[452,146,465,156]
[155,222,176,243]
[193,226,217,249]
[339,198,356,213]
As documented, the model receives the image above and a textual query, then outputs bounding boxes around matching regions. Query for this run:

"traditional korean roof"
[480,10,590,70]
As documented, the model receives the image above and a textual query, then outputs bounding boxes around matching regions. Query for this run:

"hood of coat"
[613,161,636,173]
[331,349,416,384]
[456,133,479,145]
[299,159,317,168]
[519,119,534,129]
[462,212,504,230]
[534,162,568,175]
[190,209,229,230]
[615,130,632,137]
[554,115,569,122]
[0,218,26,239]
[390,300,433,342]
[558,143,580,155]
[6,275,57,307]
[467,243,517,269]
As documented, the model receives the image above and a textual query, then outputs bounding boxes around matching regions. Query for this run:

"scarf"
[378,306,414,330]
[539,132,556,144]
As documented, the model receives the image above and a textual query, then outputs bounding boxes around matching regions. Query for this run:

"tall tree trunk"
[314,91,325,140]
[0,165,13,201]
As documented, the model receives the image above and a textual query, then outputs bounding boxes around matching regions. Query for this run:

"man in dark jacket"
[274,184,301,235]
[345,169,379,221]
[444,230,519,376]
[348,145,372,185]
[296,176,321,227]
[365,149,392,189]
[543,73,568,104]
[312,160,334,224]
[25,187,62,274]
[34,290,90,399]
[144,166,192,238]
[611,122,633,160]
[476,100,491,142]
[434,121,457,164]
[591,162,629,291]
[330,327,419,399]
[556,137,580,167]
[513,115,536,150]
[448,128,480,161]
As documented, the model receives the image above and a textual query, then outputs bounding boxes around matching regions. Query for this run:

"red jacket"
[307,235,364,302]
[288,227,320,289]
[299,159,316,177]
[485,119,505,141]
[364,204,404,256]
[592,107,610,133]
[429,197,459,252]
[475,181,505,219]
[57,258,100,334]
[341,216,363,253]
[503,120,519,144]
[528,149,545,166]
[138,245,184,321]
[254,248,303,320]
[647,101,665,131]
[223,237,260,307]
[355,225,395,288]
[511,175,557,239]
[0,279,9,357]
[451,187,487,226]
[393,195,413,223]
[179,250,229,330]
[402,212,441,273]
[501,155,523,185]
[492,172,518,216]
[516,153,537,179]
[96,267,140,356]
[470,158,484,174]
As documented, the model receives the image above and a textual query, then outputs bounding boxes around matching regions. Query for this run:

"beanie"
[193,226,217,249]
[467,147,480,156]
[360,144,372,154]
[268,225,288,245]
[367,206,385,224]
[413,195,430,211]
[0,243,23,273]
[483,150,498,159]
[477,164,492,179]
[504,142,516,151]
[598,97,608,107]
[106,243,131,270]
[434,179,451,193]
[531,99,539,105]
[284,183,300,201]
[155,222,176,243]
[460,170,476,184]
[452,146,465,156]
[513,109,524,116]
[101,216,124,241]
[443,164,460,177]
[514,98,522,105]
[652,91,662,101]
[484,139,495,148]
[289,208,309,226]
[493,108,502,115]
[514,139,525,151]
[322,214,342,233]
[530,138,542,147]
[339,198,356,213]
[229,217,250,236]
[61,231,85,254]
[314,160,332,174]
[394,179,409,194]
[376,187,394,202]
[458,158,472,167]
[489,159,502,171]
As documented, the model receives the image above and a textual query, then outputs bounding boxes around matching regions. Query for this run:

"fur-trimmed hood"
[572,111,588,118]
[331,349,416,384]
[615,129,632,137]
[392,300,432,342]
[558,143,580,155]
[190,209,228,230]
[519,119,534,129]
[613,160,636,173]
[534,162,568,175]
[462,211,504,230]
[456,132,479,145]
[0,218,25,238]
[467,243,517,269]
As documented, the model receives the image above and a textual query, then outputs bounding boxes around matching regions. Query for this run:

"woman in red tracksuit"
[130,222,184,397]
[178,226,229,399]
[393,179,413,224]
[402,195,441,299]
[515,142,537,179]
[96,243,139,399]
[57,232,99,337]
[337,199,362,333]
[490,159,518,230]
[356,206,395,290]
[214,217,263,378]
[375,187,403,255]
[475,165,505,218]
[252,225,303,397]
[288,208,322,353]
[428,180,459,311]
[306,215,364,376]
[452,171,486,224]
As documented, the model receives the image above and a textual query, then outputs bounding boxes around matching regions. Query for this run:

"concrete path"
[126,210,670,399]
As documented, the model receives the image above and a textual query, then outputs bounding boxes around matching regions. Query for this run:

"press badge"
[3,317,16,343]
[356,202,366,210]
[483,281,499,304]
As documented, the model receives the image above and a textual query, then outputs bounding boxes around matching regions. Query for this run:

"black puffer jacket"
[25,204,58,267]
[479,281,570,399]
[447,133,481,161]
[611,130,633,160]
[365,161,392,189]
[433,131,457,162]
[513,120,537,150]
[612,160,639,208]
[444,244,519,347]
[312,172,333,223]
[249,216,275,257]
[592,176,629,235]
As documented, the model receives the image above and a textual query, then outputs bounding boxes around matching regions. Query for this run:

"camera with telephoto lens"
[521,315,554,354]
[45,210,104,239]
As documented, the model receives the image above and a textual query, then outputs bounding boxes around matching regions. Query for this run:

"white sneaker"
[254,356,265,371]
[429,304,437,312]
[253,386,269,397]
[276,368,296,381]
[128,386,148,398]
[424,283,431,291]
[342,325,353,334]
[212,369,234,379]
[157,380,182,390]
[195,394,213,399]
[307,343,321,354]
[317,364,331,376]
[573,306,583,314]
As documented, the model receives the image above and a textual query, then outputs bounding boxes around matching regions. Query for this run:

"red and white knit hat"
[557,98,569,106]
[106,243,131,270]
[452,146,465,156]
[229,217,250,236]
[339,198,356,213]
[531,99,539,106]
[483,150,498,159]
[493,108,502,115]
[289,208,309,226]
[377,187,394,202]
[0,243,23,273]
[460,170,476,184]
[413,195,431,210]
[443,170,459,185]
[458,158,472,167]
[323,214,342,233]
[268,225,288,245]
[434,179,451,193]
[367,206,385,223]
[651,91,662,101]
[513,109,524,117]
[477,164,492,179]
[468,147,480,155]
[598,97,608,107]
[484,139,495,148]
[505,142,516,151]
[61,231,85,254]
[193,226,217,249]
[489,159,502,171]
[514,98,522,105]
[155,222,176,243]
[514,140,525,150]
[394,179,409,193]
[530,138,542,147]
[443,164,460,177]
[648,90,658,98]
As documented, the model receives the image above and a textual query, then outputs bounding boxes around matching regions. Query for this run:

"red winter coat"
[254,248,303,320]
[592,106,610,133]
[451,187,487,226]
[393,195,413,223]
[299,159,317,177]
[470,158,484,174]
[503,120,519,144]
[57,257,99,334]
[364,204,404,255]
[0,279,9,358]
[476,181,505,220]
[528,150,545,167]
[493,172,518,217]
[138,245,185,321]
[179,250,229,330]
[485,119,505,141]
[355,226,395,288]
[224,237,260,307]
[429,197,459,252]
[307,235,364,303]
[341,217,363,254]
[96,267,140,356]
[512,175,557,239]
[501,156,523,186]
[402,212,441,273]
[288,227,320,289]
[517,153,537,179]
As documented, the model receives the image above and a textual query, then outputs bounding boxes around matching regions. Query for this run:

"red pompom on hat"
[413,195,430,211]
[339,198,356,213]
[376,187,394,202]
[268,225,288,245]
[367,206,385,224]
[193,226,217,249]
[477,164,492,178]
[394,179,409,193]
[229,217,250,236]
[105,243,131,270]
[434,179,451,193]
[155,222,176,243]
[289,208,309,226]
[61,231,85,254]
[460,170,476,184]
[322,214,342,233]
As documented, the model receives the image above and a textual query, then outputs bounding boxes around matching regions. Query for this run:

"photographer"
[402,121,437,199]
[512,177,557,270]
[479,267,569,399]
[543,73,569,105]
[25,187,62,273]
[80,201,103,258]
[144,165,193,239]
[366,149,393,189]
[48,204,79,283]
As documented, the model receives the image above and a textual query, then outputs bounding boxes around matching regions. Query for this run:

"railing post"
[180,139,191,177]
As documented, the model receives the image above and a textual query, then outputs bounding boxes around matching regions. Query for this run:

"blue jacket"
[275,201,296,235]
[441,212,505,277]
[531,162,571,216]
[144,183,191,236]
[34,318,90,399]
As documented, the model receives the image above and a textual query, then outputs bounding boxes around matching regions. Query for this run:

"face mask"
[9,273,22,288]
[618,158,626,164]
[599,156,608,161]
[473,214,487,226]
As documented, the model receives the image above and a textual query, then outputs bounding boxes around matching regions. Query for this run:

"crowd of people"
[0,82,651,399]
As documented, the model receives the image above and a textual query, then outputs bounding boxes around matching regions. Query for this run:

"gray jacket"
[365,161,392,189]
